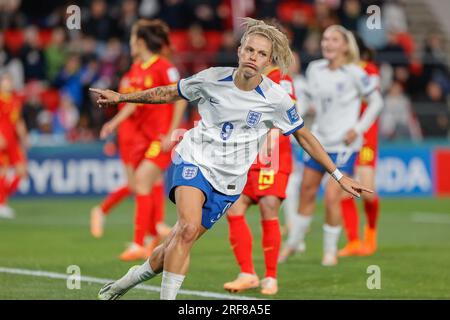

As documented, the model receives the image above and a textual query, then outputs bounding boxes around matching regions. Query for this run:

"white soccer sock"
[323,224,342,255]
[160,270,185,300]
[286,214,312,248]
[114,260,156,290]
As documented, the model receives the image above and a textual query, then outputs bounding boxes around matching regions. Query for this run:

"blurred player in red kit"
[339,35,381,257]
[0,73,28,218]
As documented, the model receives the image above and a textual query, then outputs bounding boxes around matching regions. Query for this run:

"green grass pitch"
[0,197,449,299]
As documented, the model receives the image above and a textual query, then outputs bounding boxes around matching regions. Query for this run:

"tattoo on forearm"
[119,85,178,104]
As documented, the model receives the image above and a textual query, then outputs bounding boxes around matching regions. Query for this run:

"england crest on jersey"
[182,166,198,180]
[246,110,262,127]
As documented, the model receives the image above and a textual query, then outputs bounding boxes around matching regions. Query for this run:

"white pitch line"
[411,212,450,224]
[0,267,261,300]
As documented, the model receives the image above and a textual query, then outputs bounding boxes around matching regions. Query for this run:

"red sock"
[100,185,131,215]
[148,182,164,236]
[340,197,360,242]
[134,194,153,246]
[227,215,255,274]
[261,219,281,279]
[7,175,21,196]
[0,176,6,205]
[364,197,380,229]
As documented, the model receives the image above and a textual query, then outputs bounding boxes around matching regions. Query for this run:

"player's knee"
[324,190,340,206]
[178,222,199,244]
[362,191,376,202]
[300,183,317,202]
[259,197,280,219]
[134,176,151,194]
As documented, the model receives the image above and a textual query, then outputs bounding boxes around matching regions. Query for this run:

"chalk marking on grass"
[0,266,261,300]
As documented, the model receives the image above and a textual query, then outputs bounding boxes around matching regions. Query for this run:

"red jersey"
[0,93,22,144]
[130,55,179,139]
[250,67,296,174]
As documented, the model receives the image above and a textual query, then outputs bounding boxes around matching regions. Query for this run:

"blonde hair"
[240,18,293,75]
[326,25,360,64]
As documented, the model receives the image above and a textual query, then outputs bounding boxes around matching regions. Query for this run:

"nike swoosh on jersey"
[258,185,271,191]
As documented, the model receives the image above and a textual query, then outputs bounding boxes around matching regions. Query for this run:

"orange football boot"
[260,277,278,295]
[223,273,260,293]
[359,226,377,256]
[119,243,147,261]
[338,239,363,257]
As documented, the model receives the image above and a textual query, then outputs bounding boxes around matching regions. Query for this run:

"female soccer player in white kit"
[279,25,383,266]
[90,19,371,300]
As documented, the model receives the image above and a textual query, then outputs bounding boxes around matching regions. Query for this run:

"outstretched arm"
[90,84,181,107]
[100,103,137,139]
[293,126,373,198]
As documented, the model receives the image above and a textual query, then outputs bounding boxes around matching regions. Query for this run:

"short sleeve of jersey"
[273,92,305,136]
[177,68,212,102]
[351,64,378,97]
[161,63,180,86]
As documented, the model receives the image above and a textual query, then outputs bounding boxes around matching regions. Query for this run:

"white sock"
[160,270,185,300]
[283,170,301,226]
[286,214,312,248]
[114,260,156,290]
[323,224,342,255]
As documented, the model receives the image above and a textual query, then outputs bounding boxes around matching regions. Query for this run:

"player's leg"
[0,154,27,218]
[91,164,134,238]
[279,166,323,262]
[0,164,10,219]
[98,219,208,300]
[223,194,259,292]
[144,178,168,257]
[160,185,206,299]
[322,177,345,266]
[120,160,162,261]
[259,195,282,295]
[357,165,379,255]
[338,194,362,257]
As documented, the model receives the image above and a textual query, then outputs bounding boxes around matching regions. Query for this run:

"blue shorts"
[169,156,240,229]
[303,151,358,175]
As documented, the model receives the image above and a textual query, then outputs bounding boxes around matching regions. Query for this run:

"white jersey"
[306,59,378,153]
[176,67,304,195]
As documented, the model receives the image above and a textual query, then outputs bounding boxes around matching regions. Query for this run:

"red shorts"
[356,121,378,168]
[243,169,290,203]
[0,143,26,166]
[129,132,173,170]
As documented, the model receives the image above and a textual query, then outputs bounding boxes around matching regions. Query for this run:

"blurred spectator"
[158,0,190,30]
[214,30,238,67]
[83,0,118,42]
[300,32,321,69]
[289,10,309,52]
[19,25,46,82]
[44,27,68,81]
[52,93,80,136]
[255,0,279,20]
[0,0,25,29]
[0,32,24,90]
[377,31,409,68]
[183,24,211,75]
[380,81,422,140]
[415,81,450,138]
[422,32,450,94]
[117,0,139,43]
[139,0,160,18]
[186,0,224,30]
[338,0,361,31]
[53,54,82,108]
[382,0,408,33]
[22,84,45,132]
